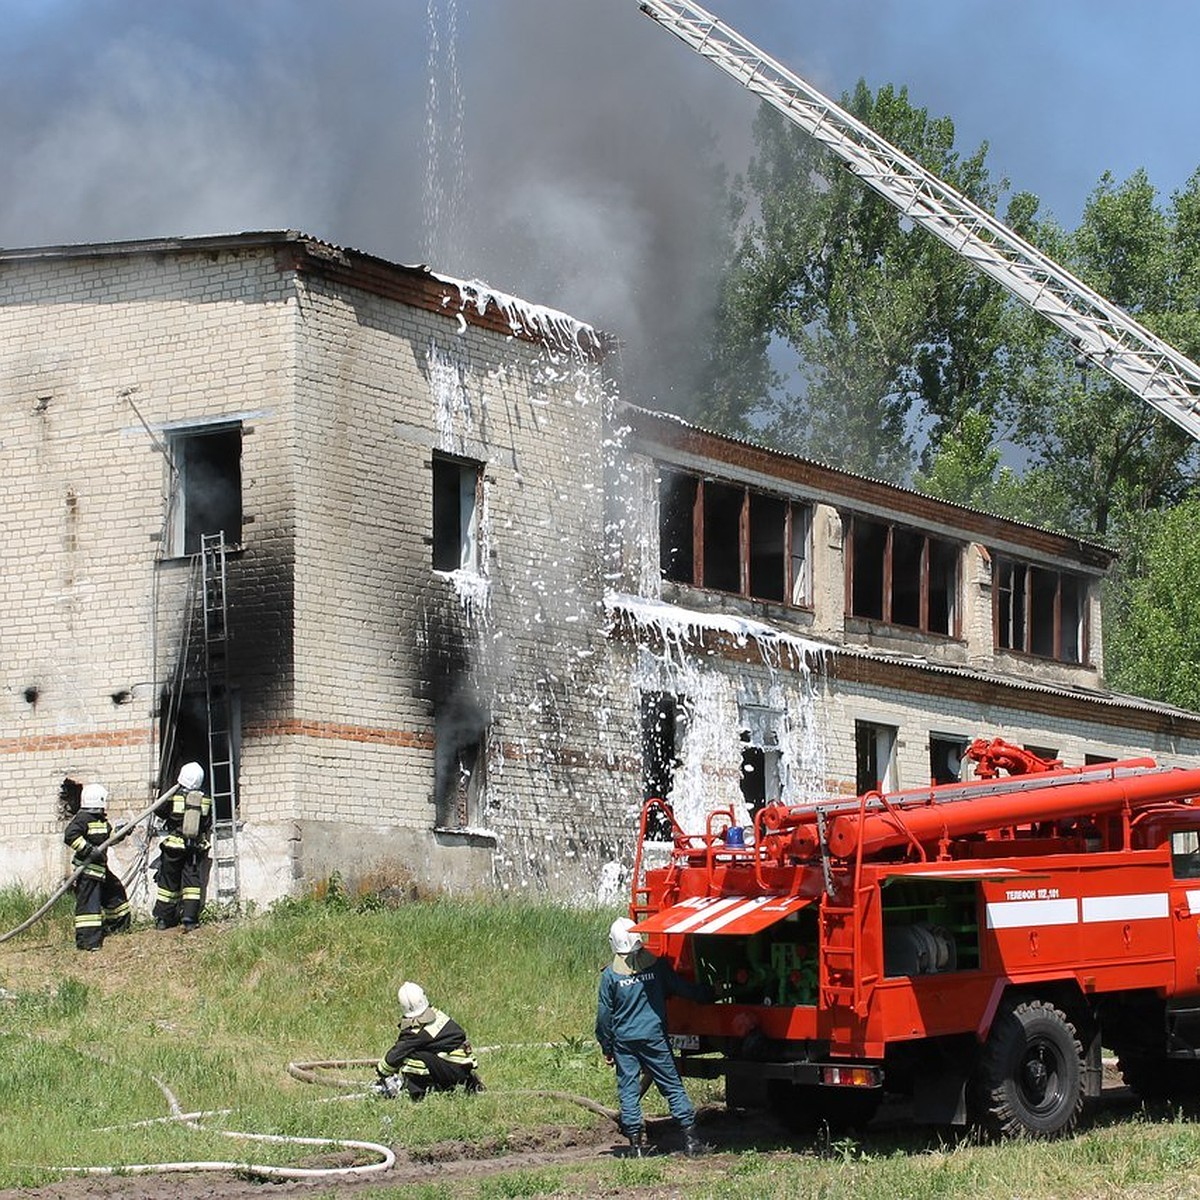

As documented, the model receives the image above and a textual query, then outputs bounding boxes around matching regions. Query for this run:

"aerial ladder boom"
[636,0,1200,442]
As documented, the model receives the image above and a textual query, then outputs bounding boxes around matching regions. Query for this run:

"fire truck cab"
[630,740,1200,1138]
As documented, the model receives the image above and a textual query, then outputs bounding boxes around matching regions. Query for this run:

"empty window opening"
[891,527,924,628]
[702,481,743,592]
[850,518,887,620]
[656,465,812,607]
[433,689,488,829]
[995,557,1086,664]
[856,720,898,794]
[641,692,685,840]
[929,734,968,785]
[169,425,242,557]
[748,493,787,602]
[739,705,783,818]
[432,453,482,572]
[849,516,959,634]
[659,471,697,584]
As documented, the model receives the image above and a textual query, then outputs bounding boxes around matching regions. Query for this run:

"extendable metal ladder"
[201,532,240,906]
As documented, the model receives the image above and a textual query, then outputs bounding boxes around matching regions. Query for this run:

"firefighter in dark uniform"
[63,783,131,951]
[375,982,485,1100]
[596,916,712,1157]
[152,762,212,932]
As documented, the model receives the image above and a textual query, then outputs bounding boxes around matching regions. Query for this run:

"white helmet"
[397,981,430,1020]
[177,762,205,791]
[80,783,109,811]
[609,916,643,956]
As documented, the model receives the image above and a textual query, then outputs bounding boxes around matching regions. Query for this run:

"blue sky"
[1,1,1193,404]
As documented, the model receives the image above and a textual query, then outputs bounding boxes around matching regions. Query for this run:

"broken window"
[433,693,488,830]
[848,516,959,635]
[656,466,812,606]
[929,734,968,785]
[739,704,783,817]
[994,557,1087,664]
[168,424,242,556]
[432,453,482,572]
[855,720,898,794]
[641,692,685,840]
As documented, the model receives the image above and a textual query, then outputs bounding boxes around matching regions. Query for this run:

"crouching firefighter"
[374,982,485,1100]
[64,783,131,951]
[152,762,212,932]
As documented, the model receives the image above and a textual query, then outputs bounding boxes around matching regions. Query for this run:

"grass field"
[3,883,1200,1198]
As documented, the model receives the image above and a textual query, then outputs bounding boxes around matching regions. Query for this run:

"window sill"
[434,826,497,848]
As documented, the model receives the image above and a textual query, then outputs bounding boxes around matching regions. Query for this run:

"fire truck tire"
[973,999,1084,1139]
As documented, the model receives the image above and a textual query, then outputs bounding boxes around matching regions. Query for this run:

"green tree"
[1105,496,1200,709]
[1003,170,1200,539]
[702,83,1017,480]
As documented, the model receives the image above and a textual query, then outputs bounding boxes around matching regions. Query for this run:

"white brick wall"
[2,236,1197,911]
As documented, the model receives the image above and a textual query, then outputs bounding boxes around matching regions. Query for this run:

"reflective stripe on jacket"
[377,1008,477,1076]
[64,810,111,878]
[157,790,213,852]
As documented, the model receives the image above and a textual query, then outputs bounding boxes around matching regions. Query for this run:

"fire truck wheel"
[973,999,1084,1139]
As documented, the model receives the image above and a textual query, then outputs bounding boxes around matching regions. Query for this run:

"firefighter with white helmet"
[152,762,213,932]
[596,916,713,1157]
[374,981,484,1100]
[63,782,131,951]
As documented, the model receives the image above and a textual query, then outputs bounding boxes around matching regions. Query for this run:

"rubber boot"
[626,1128,647,1158]
[682,1125,711,1157]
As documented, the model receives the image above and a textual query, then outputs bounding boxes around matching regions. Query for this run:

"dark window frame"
[846,515,960,637]
[658,467,813,608]
[432,452,483,573]
[993,555,1088,664]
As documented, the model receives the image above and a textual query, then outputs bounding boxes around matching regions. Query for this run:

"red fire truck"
[629,739,1200,1137]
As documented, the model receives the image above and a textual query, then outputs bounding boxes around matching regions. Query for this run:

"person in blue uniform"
[595,916,712,1157]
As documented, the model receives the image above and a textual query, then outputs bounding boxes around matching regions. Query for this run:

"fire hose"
[57,1050,613,1181]
[286,1054,651,1119]
[55,1068,395,1180]
[0,783,180,946]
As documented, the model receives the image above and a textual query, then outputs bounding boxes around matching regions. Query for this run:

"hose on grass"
[0,784,180,946]
[287,1056,626,1121]
[60,1072,395,1180]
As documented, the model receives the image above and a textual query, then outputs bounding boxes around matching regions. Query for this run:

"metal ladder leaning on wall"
[201,532,240,906]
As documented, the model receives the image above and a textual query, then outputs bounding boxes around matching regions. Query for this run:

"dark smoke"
[0,0,756,411]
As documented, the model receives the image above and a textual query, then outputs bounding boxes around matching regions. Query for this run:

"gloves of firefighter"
[86,846,106,864]
[373,1073,402,1099]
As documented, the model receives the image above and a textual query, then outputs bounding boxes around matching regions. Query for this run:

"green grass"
[5,890,1200,1196]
